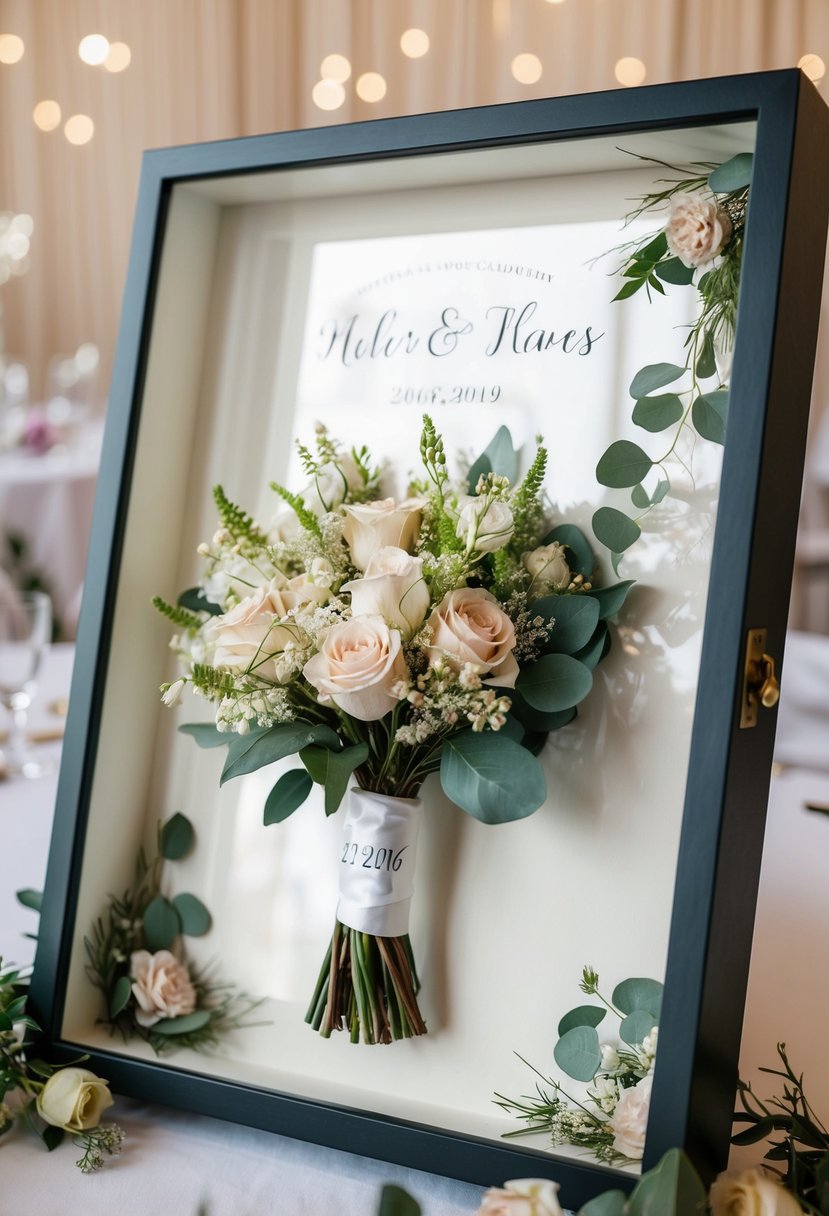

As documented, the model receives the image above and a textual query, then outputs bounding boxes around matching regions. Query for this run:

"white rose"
[130,949,198,1028]
[665,192,733,268]
[523,542,571,594]
[202,553,270,606]
[609,1072,653,1159]
[476,1178,564,1216]
[303,614,407,721]
[600,1044,621,1072]
[456,498,514,554]
[36,1067,114,1132]
[709,1169,802,1216]
[342,499,422,570]
[301,452,364,515]
[208,583,307,683]
[269,571,330,614]
[427,587,519,687]
[342,547,430,639]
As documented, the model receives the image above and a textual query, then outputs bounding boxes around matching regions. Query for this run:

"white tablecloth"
[0,422,102,636]
[2,639,828,1211]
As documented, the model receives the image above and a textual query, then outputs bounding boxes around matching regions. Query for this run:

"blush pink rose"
[665,193,732,268]
[609,1072,652,1159]
[130,949,197,1028]
[341,499,423,570]
[208,582,307,682]
[476,1179,564,1216]
[427,587,518,687]
[302,613,407,721]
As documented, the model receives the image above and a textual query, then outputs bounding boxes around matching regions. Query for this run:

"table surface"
[2,641,829,1212]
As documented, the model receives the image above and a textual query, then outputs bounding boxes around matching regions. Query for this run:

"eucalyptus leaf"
[613,977,663,1019]
[631,393,683,434]
[517,653,593,712]
[377,1185,422,1216]
[467,425,519,491]
[631,484,650,509]
[542,524,595,578]
[498,714,525,744]
[627,1148,707,1216]
[695,330,716,379]
[592,508,641,554]
[143,896,181,952]
[620,1008,658,1046]
[172,892,212,937]
[596,440,653,489]
[629,362,685,398]
[177,587,222,616]
[15,888,42,913]
[109,975,133,1018]
[221,722,341,785]
[557,1004,607,1037]
[708,152,753,193]
[535,594,600,655]
[692,389,729,444]
[654,257,695,286]
[440,731,546,824]
[161,812,194,860]
[264,769,313,825]
[579,1191,628,1216]
[510,687,577,732]
[553,1025,602,1082]
[178,722,231,749]
[152,1009,213,1036]
[588,580,635,620]
[572,623,611,670]
[300,742,369,816]
[651,478,670,505]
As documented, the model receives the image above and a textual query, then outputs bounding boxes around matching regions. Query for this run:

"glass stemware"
[0,590,52,778]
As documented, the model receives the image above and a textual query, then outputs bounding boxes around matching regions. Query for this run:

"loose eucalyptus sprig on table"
[593,152,752,569]
[84,811,261,1055]
[495,966,662,1164]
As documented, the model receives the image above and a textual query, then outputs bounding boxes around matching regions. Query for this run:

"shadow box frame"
[29,68,829,1208]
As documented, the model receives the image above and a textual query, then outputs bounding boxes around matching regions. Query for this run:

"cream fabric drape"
[1,0,828,402]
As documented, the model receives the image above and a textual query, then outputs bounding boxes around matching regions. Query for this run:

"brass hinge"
[740,627,781,729]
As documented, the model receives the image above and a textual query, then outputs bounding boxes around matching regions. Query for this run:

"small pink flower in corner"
[476,1178,564,1216]
[130,949,197,1027]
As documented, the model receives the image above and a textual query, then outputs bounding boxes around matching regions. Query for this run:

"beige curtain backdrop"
[1,0,828,614]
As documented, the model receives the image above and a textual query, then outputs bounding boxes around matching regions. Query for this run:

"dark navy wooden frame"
[29,69,829,1208]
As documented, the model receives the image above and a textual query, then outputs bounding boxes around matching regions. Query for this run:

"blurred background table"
[0,420,102,638]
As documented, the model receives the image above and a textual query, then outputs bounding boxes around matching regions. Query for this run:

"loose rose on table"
[476,1178,564,1216]
[36,1067,114,1133]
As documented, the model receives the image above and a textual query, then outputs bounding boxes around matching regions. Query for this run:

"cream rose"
[523,542,571,594]
[342,547,429,639]
[456,498,514,554]
[342,499,422,570]
[427,587,519,687]
[609,1072,652,1159]
[303,614,407,721]
[665,192,733,268]
[36,1067,114,1132]
[709,1169,802,1216]
[130,949,197,1028]
[476,1178,564,1216]
[208,582,308,682]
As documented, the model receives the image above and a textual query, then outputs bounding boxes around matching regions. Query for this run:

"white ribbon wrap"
[336,788,422,937]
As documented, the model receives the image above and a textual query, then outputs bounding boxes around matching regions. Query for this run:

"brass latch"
[740,627,781,729]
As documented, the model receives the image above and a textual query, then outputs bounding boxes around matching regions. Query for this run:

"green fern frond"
[270,482,323,539]
[152,595,203,635]
[212,485,267,547]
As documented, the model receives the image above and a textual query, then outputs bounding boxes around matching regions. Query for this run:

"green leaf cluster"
[553,973,662,1082]
[578,1149,707,1216]
[613,231,694,303]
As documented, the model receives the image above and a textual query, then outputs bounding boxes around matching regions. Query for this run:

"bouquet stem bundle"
[306,921,426,1044]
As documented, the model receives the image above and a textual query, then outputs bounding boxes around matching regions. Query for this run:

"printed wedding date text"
[390,384,501,406]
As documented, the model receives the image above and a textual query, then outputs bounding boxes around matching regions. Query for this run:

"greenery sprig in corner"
[593,151,752,569]
[84,811,261,1056]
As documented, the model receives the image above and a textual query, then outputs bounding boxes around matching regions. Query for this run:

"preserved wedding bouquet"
[156,416,633,1044]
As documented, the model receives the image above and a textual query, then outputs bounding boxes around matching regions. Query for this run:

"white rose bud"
[665,192,733,269]
[36,1067,114,1133]
[342,499,423,570]
[456,498,514,555]
[523,542,571,594]
[342,547,430,639]
[709,1168,803,1216]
